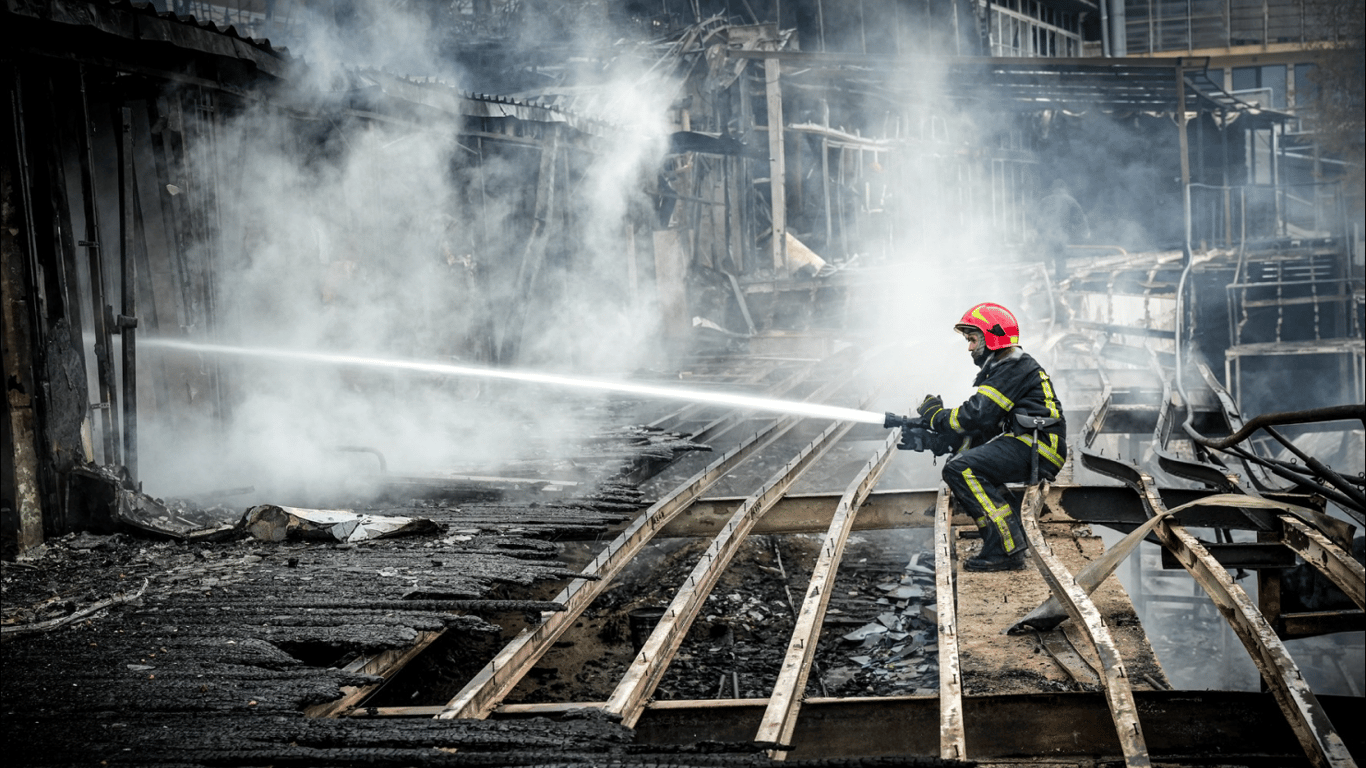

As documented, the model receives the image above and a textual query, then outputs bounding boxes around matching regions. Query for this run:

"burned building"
[3,1,1363,766]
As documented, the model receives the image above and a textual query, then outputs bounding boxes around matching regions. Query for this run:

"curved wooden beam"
[1019,485,1151,767]
[1279,514,1365,611]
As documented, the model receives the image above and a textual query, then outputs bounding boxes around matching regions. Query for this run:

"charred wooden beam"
[1278,514,1365,611]
[435,369,864,721]
[1020,484,1150,767]
[305,630,444,718]
[604,390,873,728]
[1084,444,1355,767]
[933,484,966,761]
[1154,513,1355,768]
[753,430,898,756]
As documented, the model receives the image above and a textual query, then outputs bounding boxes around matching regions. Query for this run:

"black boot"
[964,512,1029,572]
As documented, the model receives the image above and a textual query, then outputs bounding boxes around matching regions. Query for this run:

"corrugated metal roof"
[4,0,291,77]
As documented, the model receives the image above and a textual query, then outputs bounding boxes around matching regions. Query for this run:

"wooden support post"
[117,106,138,482]
[76,66,119,464]
[1,162,46,552]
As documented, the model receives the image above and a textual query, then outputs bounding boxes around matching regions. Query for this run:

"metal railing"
[1189,180,1350,249]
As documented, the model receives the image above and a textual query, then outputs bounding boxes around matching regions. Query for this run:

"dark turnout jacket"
[925,348,1066,469]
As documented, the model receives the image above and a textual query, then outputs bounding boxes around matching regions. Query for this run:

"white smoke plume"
[136,4,677,501]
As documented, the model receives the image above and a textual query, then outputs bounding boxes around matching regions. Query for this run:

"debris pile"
[817,551,940,696]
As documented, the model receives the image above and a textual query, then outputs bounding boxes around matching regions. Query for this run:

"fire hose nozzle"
[884,412,920,430]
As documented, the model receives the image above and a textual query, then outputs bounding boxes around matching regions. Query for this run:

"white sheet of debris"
[243,504,438,543]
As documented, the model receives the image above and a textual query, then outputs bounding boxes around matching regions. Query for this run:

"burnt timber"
[3,2,1364,767]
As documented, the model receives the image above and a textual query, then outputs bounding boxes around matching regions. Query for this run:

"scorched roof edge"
[4,0,291,77]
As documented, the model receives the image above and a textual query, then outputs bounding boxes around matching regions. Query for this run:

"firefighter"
[915,302,1067,572]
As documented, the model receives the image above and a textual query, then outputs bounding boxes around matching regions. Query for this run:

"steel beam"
[604,408,864,727]
[1158,540,1296,570]
[663,484,1315,537]
[668,488,942,536]
[629,692,1365,762]
[1019,485,1151,767]
[1084,455,1356,767]
[754,431,898,756]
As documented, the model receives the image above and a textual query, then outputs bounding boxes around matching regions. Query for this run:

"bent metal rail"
[1076,334,1358,768]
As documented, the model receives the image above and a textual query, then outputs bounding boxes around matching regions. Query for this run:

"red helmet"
[954,302,1020,351]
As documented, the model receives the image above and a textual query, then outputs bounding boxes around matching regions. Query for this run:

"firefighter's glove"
[897,427,927,452]
[916,394,944,421]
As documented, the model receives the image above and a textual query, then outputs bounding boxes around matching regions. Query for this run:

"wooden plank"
[1019,485,1151,767]
[604,408,866,727]
[933,483,966,761]
[1279,514,1365,611]
[435,368,861,721]
[433,411,798,721]
[668,488,942,537]
[304,630,444,718]
[754,431,898,756]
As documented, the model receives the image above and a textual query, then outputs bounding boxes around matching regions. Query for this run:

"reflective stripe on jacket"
[926,348,1066,466]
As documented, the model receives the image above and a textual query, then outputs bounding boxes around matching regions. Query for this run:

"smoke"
[136,3,677,501]
[128,6,1198,503]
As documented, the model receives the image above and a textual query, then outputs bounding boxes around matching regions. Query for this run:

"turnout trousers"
[942,434,1061,558]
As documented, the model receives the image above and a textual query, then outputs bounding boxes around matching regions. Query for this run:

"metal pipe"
[1190,404,1366,450]
[1174,60,1194,418]
[1263,425,1366,509]
[1227,446,1364,522]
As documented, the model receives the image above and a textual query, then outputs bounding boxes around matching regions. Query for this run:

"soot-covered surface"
[1,431,970,768]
